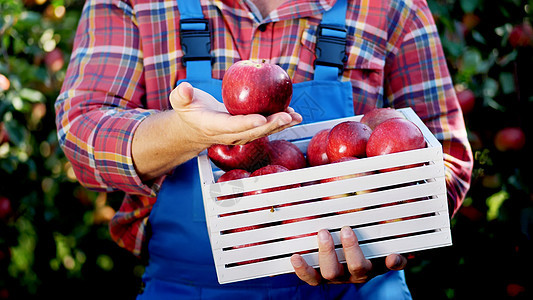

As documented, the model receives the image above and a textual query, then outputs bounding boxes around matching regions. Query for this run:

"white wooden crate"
[197,107,451,284]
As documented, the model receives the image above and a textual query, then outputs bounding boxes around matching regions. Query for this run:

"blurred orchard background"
[0,0,532,299]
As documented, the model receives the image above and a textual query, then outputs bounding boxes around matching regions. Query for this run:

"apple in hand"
[366,118,426,171]
[208,137,270,172]
[268,139,307,170]
[360,107,405,130]
[306,129,330,167]
[222,60,293,116]
[326,121,372,162]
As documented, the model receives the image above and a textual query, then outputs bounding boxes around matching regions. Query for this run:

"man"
[56,0,473,298]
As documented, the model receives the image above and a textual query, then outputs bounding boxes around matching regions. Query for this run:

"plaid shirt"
[56,0,473,257]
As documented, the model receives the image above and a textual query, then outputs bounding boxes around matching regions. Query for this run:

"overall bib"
[138,1,412,299]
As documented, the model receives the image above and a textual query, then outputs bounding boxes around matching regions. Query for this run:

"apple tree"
[0,0,142,298]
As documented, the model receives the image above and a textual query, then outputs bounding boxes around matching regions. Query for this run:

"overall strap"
[314,0,348,81]
[177,0,212,79]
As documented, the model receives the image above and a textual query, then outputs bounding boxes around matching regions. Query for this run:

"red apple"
[219,168,264,254]
[455,87,476,114]
[208,137,270,172]
[44,48,65,72]
[218,169,251,183]
[458,205,484,222]
[224,219,268,258]
[222,60,292,116]
[0,196,12,221]
[0,74,10,91]
[268,139,307,170]
[306,129,330,167]
[494,127,526,151]
[224,165,297,259]
[0,123,8,144]
[506,283,526,297]
[509,22,533,48]
[366,118,426,157]
[320,157,374,202]
[326,121,372,162]
[360,107,405,130]
[216,169,251,200]
[366,118,426,172]
[245,165,300,196]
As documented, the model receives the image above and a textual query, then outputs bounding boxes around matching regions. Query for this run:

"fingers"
[385,253,408,271]
[340,226,373,283]
[170,82,194,108]
[317,229,344,282]
[293,227,406,287]
[290,254,322,286]
[212,109,301,145]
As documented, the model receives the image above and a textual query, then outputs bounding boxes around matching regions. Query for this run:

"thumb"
[170,82,194,109]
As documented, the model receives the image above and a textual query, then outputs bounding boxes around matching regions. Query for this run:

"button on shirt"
[56,0,473,256]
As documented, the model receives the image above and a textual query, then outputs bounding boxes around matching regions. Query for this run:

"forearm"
[131,109,209,181]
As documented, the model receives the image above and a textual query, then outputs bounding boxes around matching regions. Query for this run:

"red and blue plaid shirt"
[56,0,473,257]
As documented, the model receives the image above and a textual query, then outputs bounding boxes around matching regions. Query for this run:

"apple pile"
[210,107,429,223]
[210,66,429,248]
[211,107,427,202]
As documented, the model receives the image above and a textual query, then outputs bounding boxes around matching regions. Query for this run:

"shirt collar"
[211,0,337,24]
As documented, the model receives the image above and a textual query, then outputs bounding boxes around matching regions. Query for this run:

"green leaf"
[471,31,486,44]
[499,72,516,94]
[96,254,114,271]
[461,48,482,75]
[484,97,506,111]
[460,0,480,13]
[498,50,518,67]
[18,11,41,25]
[0,157,17,174]
[486,190,509,221]
[442,38,465,59]
[19,88,45,103]
[4,119,25,145]
[482,77,499,98]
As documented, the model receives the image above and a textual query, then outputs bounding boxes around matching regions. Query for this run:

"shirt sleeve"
[384,0,474,217]
[55,0,158,197]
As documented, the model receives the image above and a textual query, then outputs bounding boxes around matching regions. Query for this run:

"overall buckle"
[314,24,347,74]
[180,19,211,66]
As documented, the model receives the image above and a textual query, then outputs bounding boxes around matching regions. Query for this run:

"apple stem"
[262,59,266,63]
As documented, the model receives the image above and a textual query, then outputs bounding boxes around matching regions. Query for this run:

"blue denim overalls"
[138,0,413,298]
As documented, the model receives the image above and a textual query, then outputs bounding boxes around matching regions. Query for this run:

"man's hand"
[170,82,302,146]
[132,82,302,181]
[290,227,407,286]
